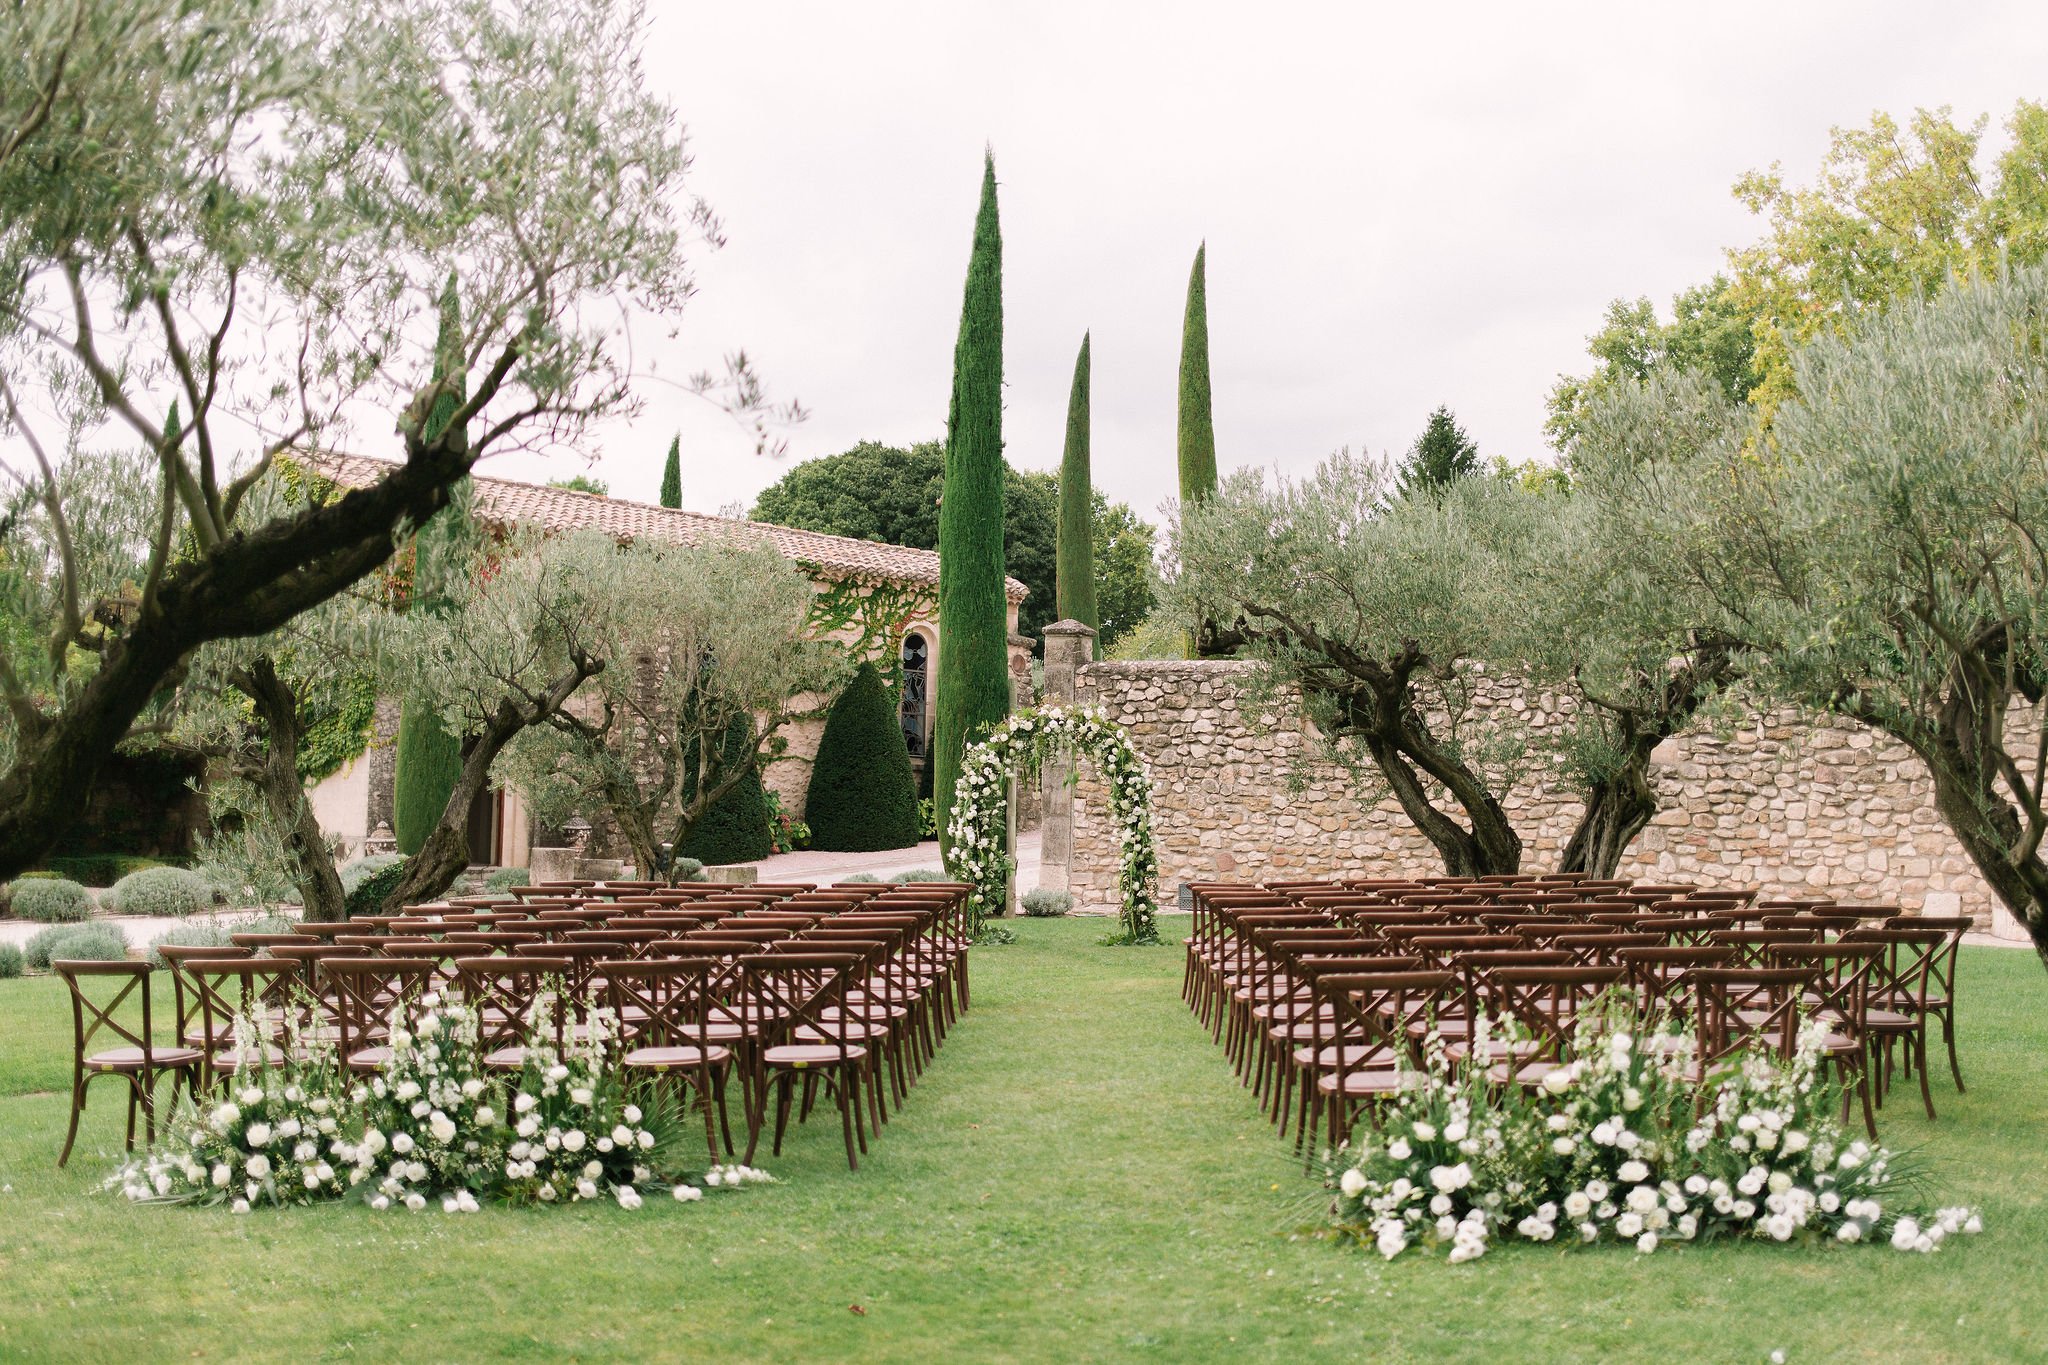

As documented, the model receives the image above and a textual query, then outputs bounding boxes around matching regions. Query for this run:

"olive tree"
[1174,457,1544,876]
[1646,265,2048,967]
[0,0,759,880]
[1173,445,1746,879]
[502,537,847,882]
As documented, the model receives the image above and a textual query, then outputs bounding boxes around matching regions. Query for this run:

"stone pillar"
[1037,620,1097,894]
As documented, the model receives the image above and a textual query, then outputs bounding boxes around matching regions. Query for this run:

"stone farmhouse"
[306,454,1031,869]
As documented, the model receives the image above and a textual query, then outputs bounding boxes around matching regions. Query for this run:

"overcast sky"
[493,0,2048,526]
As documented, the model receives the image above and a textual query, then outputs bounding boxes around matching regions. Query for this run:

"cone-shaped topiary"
[1056,332,1099,652]
[678,715,774,866]
[1177,243,1217,508]
[806,663,921,851]
[659,433,682,508]
[933,151,1010,864]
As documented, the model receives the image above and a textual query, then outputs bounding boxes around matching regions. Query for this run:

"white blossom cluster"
[1331,1009,1981,1263]
[108,994,772,1216]
[110,1017,349,1212]
[947,705,1160,943]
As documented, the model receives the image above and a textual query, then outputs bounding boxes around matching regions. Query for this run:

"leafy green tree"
[1056,333,1099,646]
[1618,267,2048,967]
[1089,493,1156,656]
[1177,244,1218,508]
[934,153,1009,864]
[1395,406,1482,498]
[0,0,745,882]
[1176,444,1742,879]
[548,474,610,497]
[750,441,1153,647]
[805,662,920,851]
[501,537,843,884]
[1728,102,2048,411]
[1545,276,1760,454]
[659,435,682,508]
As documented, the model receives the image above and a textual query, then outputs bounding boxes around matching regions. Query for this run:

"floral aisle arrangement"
[947,703,1160,945]
[1328,1009,1981,1263]
[112,1018,350,1212]
[110,991,774,1214]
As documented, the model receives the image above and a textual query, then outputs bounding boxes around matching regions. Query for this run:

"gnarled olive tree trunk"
[231,657,349,922]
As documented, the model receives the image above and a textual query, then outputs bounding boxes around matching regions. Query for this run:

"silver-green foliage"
[0,942,21,977]
[145,915,293,967]
[11,877,91,923]
[1020,887,1073,917]
[108,867,212,917]
[25,922,127,969]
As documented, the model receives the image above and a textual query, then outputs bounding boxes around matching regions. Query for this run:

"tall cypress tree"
[1055,332,1099,650]
[1177,243,1217,508]
[933,152,1009,865]
[393,275,471,856]
[659,434,682,508]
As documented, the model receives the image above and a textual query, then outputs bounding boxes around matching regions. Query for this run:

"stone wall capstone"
[1059,659,2009,928]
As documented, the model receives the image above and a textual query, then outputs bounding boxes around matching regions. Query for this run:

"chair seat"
[84,1046,202,1072]
[211,1044,296,1070]
[1487,1058,1566,1087]
[623,1044,732,1069]
[1293,1043,1397,1068]
[482,1045,530,1070]
[796,1022,888,1043]
[762,1043,866,1067]
[1316,1068,1421,1096]
[346,1045,395,1072]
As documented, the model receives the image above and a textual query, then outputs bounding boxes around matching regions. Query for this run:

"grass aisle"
[0,920,2041,1362]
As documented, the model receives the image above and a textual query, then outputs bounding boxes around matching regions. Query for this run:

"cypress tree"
[805,663,921,851]
[1176,243,1217,508]
[659,434,681,508]
[1055,332,1099,651]
[933,152,1009,864]
[393,275,470,855]
[678,715,774,865]
[1396,405,1482,499]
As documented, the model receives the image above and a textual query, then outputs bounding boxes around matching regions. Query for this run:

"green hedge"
[806,663,921,852]
[25,922,127,970]
[0,943,22,978]
[108,867,212,917]
[12,878,91,923]
[484,866,531,893]
[42,854,177,886]
[346,860,410,919]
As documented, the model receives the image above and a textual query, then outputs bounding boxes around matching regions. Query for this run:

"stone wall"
[1058,659,2016,930]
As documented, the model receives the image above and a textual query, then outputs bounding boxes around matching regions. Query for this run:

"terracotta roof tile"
[313,453,1028,602]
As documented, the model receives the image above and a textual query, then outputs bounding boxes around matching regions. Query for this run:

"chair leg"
[695,1066,719,1160]
[1941,1012,1965,1093]
[838,1072,859,1171]
[711,1066,736,1156]
[1915,1032,1937,1120]
[58,1068,86,1168]
[772,1073,795,1155]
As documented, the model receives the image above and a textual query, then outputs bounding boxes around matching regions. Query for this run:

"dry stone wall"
[1062,660,2007,927]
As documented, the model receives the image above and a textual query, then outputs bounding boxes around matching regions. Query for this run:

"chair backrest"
[157,943,253,1041]
[1686,967,1812,1064]
[1480,966,1624,1058]
[1840,927,1946,1011]
[314,957,437,1059]
[455,956,574,1053]
[54,960,159,1068]
[1315,969,1456,1087]
[187,958,303,1078]
[737,952,862,1059]
[602,958,715,1048]
[1617,945,1739,1002]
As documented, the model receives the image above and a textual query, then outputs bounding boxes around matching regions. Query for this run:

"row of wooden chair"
[52,880,975,1171]
[1182,879,1971,1154]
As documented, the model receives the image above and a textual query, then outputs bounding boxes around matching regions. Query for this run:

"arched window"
[899,631,931,757]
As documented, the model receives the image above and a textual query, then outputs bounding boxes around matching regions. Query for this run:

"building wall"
[306,753,373,863]
[1060,659,2023,931]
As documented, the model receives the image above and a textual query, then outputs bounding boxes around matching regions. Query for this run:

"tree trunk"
[234,657,348,922]
[0,439,474,881]
[382,655,601,913]
[1559,758,1659,878]
[1917,733,2048,974]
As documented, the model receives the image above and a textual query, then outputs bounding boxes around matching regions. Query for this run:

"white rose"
[211,1164,231,1188]
[1387,1139,1411,1162]
[392,1133,415,1155]
[1552,1137,1576,1157]
[1618,1160,1648,1184]
[429,1113,458,1145]
[570,1087,594,1107]
[673,1184,703,1203]
[1339,1169,1368,1199]
[475,1107,496,1127]
[245,1154,271,1180]
[515,1093,538,1114]
[563,1130,586,1153]
[210,1103,242,1132]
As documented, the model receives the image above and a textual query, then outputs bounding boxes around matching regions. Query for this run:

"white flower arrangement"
[947,704,1160,945]
[1329,1007,1981,1263]
[110,990,768,1215]
[109,1016,351,1209]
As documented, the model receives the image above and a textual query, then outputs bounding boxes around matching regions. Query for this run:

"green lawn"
[0,920,2040,1363]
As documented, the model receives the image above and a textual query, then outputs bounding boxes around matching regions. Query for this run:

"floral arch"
[947,704,1160,946]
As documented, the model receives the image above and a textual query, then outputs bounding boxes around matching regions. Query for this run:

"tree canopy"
[751,440,1156,651]
[0,0,746,881]
[1395,406,1482,499]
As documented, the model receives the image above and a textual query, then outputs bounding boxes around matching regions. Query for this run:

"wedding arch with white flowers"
[946,704,1160,945]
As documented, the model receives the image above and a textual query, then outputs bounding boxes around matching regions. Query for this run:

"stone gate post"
[1038,620,1097,894]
